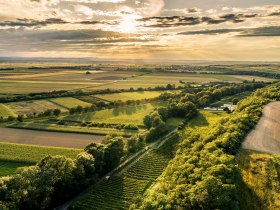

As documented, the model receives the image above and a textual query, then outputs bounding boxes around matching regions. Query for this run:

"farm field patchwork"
[49,97,92,109]
[0,103,16,118]
[62,102,166,125]
[6,100,67,115]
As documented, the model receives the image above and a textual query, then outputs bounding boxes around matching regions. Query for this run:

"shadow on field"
[112,104,147,116]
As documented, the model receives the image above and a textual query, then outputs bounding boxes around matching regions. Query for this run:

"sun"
[118,15,137,33]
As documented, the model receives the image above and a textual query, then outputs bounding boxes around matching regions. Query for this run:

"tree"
[232,98,239,105]
[53,109,61,116]
[103,137,125,172]
[17,115,24,122]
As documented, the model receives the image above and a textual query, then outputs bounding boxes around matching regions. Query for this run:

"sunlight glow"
[118,15,137,33]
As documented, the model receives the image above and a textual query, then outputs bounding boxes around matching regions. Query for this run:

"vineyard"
[0,142,81,163]
[71,134,179,210]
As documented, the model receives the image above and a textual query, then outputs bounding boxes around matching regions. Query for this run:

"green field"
[62,102,166,125]
[7,100,67,115]
[11,121,142,136]
[95,91,168,102]
[49,97,92,109]
[0,103,16,118]
[0,161,31,177]
[0,142,81,163]
[182,110,227,137]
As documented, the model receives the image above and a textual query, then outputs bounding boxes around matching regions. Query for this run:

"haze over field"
[0,0,279,61]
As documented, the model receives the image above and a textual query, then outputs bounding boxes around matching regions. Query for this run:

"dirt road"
[242,101,280,154]
[0,127,103,149]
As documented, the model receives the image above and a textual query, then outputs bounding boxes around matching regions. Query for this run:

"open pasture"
[6,100,67,115]
[0,142,81,163]
[0,127,102,149]
[182,110,226,138]
[0,103,16,118]
[0,161,31,177]
[95,91,166,102]
[62,102,166,125]
[49,97,91,109]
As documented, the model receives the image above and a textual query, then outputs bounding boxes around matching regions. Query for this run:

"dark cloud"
[238,26,280,37]
[138,11,279,28]
[0,18,68,27]
[178,28,244,35]
[178,26,280,37]
[78,20,119,25]
[186,8,198,13]
[0,29,155,53]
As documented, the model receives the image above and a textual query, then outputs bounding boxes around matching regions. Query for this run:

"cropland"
[242,101,280,154]
[0,63,279,210]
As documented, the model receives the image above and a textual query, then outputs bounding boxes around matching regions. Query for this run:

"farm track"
[242,101,280,154]
[0,127,103,149]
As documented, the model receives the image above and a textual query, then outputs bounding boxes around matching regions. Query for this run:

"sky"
[0,0,279,61]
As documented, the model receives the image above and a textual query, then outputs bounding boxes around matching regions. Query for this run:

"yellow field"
[7,100,67,115]
[95,91,167,102]
[49,97,91,109]
[0,71,69,79]
[0,104,16,118]
[238,150,280,209]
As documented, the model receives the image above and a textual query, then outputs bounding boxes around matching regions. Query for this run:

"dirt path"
[0,127,103,149]
[242,101,280,154]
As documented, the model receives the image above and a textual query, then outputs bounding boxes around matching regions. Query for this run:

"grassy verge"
[9,122,142,137]
[237,149,280,209]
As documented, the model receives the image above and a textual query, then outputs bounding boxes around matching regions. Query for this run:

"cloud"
[178,26,280,37]
[0,18,68,27]
[0,28,156,54]
[238,26,280,37]
[138,11,279,28]
[179,28,244,35]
